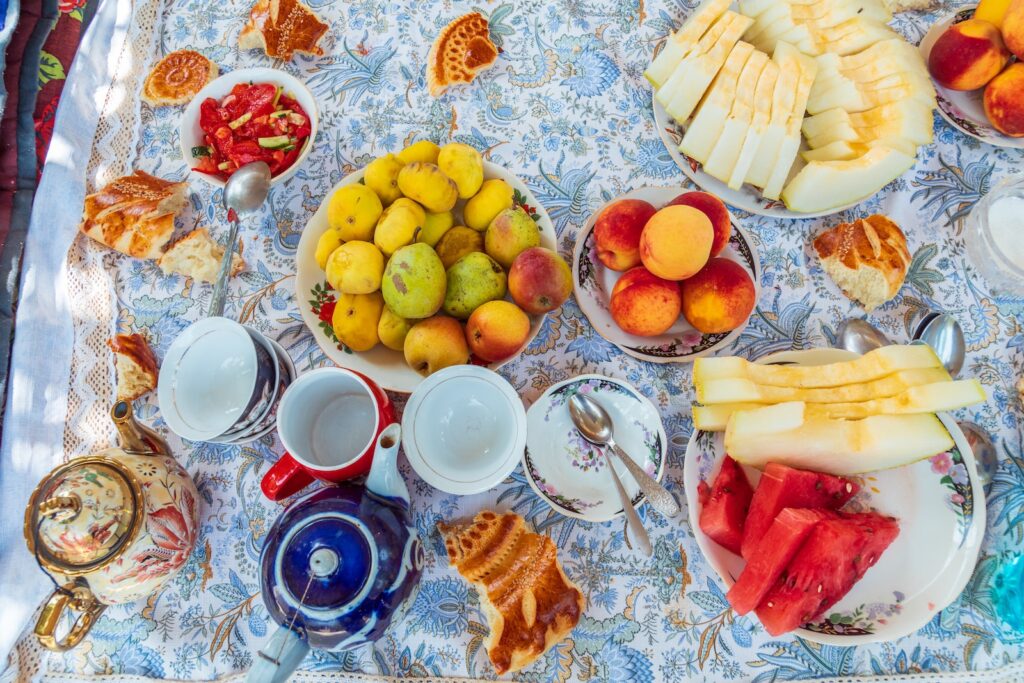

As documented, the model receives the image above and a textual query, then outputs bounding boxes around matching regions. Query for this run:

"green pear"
[443,252,508,319]
[484,207,541,269]
[382,243,446,319]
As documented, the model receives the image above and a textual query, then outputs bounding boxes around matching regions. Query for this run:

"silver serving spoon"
[209,162,272,317]
[569,392,680,518]
[836,318,892,357]
[917,313,966,380]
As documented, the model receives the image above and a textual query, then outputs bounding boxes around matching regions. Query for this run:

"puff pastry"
[80,171,187,259]
[427,12,499,97]
[108,333,159,401]
[239,0,328,61]
[438,511,585,674]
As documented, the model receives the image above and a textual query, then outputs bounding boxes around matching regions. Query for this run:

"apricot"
[638,205,713,281]
[609,266,682,337]
[1001,0,1024,59]
[465,300,531,363]
[667,191,732,257]
[593,199,657,271]
[927,19,1010,91]
[984,62,1024,136]
[680,258,756,334]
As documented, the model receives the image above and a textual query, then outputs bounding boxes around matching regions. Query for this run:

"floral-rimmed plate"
[295,161,557,394]
[683,348,986,645]
[919,5,1024,150]
[523,375,668,522]
[571,186,761,364]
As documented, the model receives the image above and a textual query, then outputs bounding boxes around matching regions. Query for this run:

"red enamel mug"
[261,367,394,501]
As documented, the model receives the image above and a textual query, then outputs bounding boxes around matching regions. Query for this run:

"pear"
[382,243,446,319]
[484,207,541,270]
[443,252,507,319]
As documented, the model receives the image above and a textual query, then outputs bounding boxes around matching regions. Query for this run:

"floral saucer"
[572,186,760,364]
[523,375,668,522]
[683,348,986,644]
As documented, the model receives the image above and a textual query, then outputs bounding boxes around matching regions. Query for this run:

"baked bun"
[80,171,187,259]
[142,50,218,106]
[427,12,499,97]
[438,511,585,674]
[813,214,911,311]
[108,333,159,402]
[239,0,328,60]
[158,228,245,283]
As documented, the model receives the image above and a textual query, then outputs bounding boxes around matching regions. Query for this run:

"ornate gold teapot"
[23,401,199,651]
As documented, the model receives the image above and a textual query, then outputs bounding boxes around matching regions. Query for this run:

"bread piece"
[427,12,499,97]
[813,214,911,311]
[80,171,187,259]
[239,0,328,60]
[108,333,159,402]
[158,228,245,283]
[142,50,218,106]
[438,511,585,675]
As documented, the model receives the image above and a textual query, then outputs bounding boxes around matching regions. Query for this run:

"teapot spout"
[111,401,169,456]
[365,423,408,507]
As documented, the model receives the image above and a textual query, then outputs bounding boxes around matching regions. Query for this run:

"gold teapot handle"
[34,583,106,651]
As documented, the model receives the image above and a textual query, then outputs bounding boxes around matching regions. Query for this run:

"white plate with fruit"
[921,5,1024,148]
[296,143,569,393]
[648,0,936,216]
[572,187,760,363]
[683,348,986,644]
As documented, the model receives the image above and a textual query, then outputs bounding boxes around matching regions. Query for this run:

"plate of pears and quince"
[296,142,569,393]
[648,0,937,218]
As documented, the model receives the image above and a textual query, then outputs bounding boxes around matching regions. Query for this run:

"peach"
[680,258,756,334]
[593,199,657,271]
[1001,0,1024,59]
[927,19,1010,91]
[985,62,1024,136]
[508,247,573,314]
[667,191,732,257]
[466,300,531,362]
[638,205,713,281]
[609,266,682,337]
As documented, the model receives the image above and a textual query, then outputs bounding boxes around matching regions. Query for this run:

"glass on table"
[965,176,1024,297]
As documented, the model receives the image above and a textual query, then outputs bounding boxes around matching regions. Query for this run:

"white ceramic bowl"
[158,317,258,441]
[178,67,319,188]
[217,337,297,444]
[523,375,668,522]
[401,365,526,495]
[294,161,558,393]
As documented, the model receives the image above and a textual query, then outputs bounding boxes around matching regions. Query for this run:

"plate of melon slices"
[648,0,936,217]
[683,347,986,643]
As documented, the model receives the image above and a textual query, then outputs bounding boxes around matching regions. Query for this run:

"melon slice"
[703,51,769,183]
[729,59,779,189]
[645,0,732,88]
[781,145,916,214]
[800,138,917,162]
[698,455,754,555]
[746,42,801,188]
[681,41,756,163]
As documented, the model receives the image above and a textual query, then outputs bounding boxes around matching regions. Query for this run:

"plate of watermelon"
[683,348,986,644]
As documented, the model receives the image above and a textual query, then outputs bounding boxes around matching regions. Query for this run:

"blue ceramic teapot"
[247,423,423,683]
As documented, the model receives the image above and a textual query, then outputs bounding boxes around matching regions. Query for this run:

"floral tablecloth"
[7,0,1024,680]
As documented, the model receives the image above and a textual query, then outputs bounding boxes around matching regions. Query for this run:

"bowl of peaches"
[572,189,760,363]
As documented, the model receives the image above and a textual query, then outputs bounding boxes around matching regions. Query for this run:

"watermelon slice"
[727,507,837,615]
[754,512,900,636]
[699,456,754,555]
[741,463,859,559]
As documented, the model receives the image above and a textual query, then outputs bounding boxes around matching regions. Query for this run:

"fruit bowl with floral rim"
[523,374,668,522]
[683,348,986,644]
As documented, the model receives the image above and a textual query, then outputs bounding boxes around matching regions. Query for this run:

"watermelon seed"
[766,601,774,608]
[846,483,853,493]
[817,584,822,593]
[815,480,822,490]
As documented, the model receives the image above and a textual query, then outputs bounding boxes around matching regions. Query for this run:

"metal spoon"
[836,318,892,356]
[209,162,272,317]
[916,314,966,380]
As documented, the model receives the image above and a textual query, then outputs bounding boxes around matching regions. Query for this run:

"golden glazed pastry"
[108,333,159,401]
[80,170,187,259]
[142,50,218,106]
[158,228,245,283]
[438,511,585,674]
[238,0,328,60]
[813,214,911,311]
[427,12,499,97]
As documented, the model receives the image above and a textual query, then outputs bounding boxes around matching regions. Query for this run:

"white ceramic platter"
[571,186,760,363]
[683,348,986,644]
[295,161,557,394]
[919,5,1024,150]
[524,375,668,522]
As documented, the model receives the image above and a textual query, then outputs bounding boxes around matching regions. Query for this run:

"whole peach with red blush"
[667,191,732,257]
[593,199,657,271]
[680,258,756,334]
[609,266,682,336]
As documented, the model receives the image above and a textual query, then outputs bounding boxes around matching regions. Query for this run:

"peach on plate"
[680,257,756,334]
[508,247,573,315]
[985,62,1024,137]
[609,266,682,337]
[667,191,732,257]
[926,18,1010,91]
[593,199,657,271]
[1002,0,1024,59]
[465,300,531,363]
[639,205,713,281]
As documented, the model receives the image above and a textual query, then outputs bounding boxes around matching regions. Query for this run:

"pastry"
[427,12,499,97]
[157,228,245,283]
[238,0,328,60]
[80,171,187,259]
[438,511,585,674]
[813,214,911,311]
[108,333,159,401]
[142,50,218,106]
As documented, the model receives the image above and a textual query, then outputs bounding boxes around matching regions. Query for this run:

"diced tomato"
[192,155,220,175]
[199,99,227,130]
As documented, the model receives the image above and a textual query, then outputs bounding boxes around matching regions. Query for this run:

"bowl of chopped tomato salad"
[179,68,318,187]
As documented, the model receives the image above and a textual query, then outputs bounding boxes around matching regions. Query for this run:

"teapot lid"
[24,455,143,574]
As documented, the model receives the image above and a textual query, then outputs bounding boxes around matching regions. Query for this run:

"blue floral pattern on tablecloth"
[44,0,1024,680]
